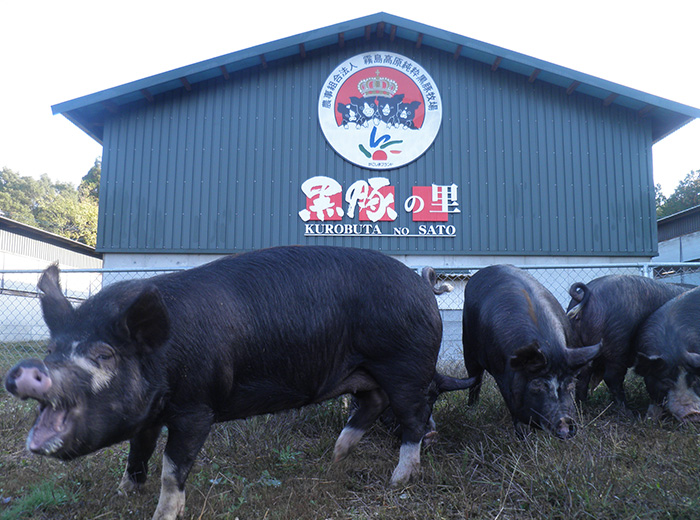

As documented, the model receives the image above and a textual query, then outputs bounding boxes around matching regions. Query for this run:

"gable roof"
[52,12,700,145]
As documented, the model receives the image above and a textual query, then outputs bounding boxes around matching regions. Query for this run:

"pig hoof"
[118,474,144,495]
[152,487,186,520]
[422,430,438,448]
[333,427,364,462]
[117,481,136,496]
[645,404,664,422]
[390,464,418,487]
[390,442,420,486]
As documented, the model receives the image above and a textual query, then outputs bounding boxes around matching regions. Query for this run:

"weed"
[275,445,303,467]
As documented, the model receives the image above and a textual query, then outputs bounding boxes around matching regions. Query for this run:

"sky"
[1,0,699,196]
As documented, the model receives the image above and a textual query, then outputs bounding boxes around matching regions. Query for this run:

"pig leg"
[152,416,213,520]
[575,363,593,402]
[389,404,431,485]
[153,454,187,520]
[119,425,162,494]
[334,388,389,462]
[464,362,484,406]
[381,384,433,485]
[603,364,629,411]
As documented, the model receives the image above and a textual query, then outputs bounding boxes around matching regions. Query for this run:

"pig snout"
[554,416,576,439]
[5,359,52,400]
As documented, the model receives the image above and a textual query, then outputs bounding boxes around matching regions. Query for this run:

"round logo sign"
[318,51,442,170]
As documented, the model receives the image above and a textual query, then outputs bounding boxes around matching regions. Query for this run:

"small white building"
[657,206,700,263]
[655,206,700,286]
[0,216,102,271]
[0,216,102,342]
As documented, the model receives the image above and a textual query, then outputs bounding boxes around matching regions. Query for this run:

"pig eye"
[529,379,548,392]
[89,344,116,365]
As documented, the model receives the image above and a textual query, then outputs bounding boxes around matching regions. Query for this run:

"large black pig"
[635,286,700,422]
[463,264,600,438]
[566,275,689,408]
[5,246,448,520]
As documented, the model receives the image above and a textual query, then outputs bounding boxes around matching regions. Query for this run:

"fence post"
[640,263,652,278]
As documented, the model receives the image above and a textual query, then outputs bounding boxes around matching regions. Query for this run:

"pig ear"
[683,351,700,375]
[510,342,547,373]
[635,353,666,377]
[116,286,170,351]
[38,263,75,335]
[565,342,601,370]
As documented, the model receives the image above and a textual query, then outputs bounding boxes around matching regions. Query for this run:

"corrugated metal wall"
[98,38,656,256]
[0,230,102,268]
[658,209,700,241]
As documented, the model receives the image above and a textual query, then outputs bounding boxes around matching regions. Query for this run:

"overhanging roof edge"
[652,116,696,145]
[51,12,700,134]
[51,12,393,116]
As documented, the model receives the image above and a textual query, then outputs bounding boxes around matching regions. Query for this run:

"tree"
[0,160,100,246]
[655,183,667,218]
[0,168,50,226]
[79,158,100,201]
[657,170,700,218]
[34,187,99,247]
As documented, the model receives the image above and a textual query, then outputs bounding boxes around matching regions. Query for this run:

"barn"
[657,205,700,264]
[652,205,700,288]
[0,215,102,271]
[51,12,700,271]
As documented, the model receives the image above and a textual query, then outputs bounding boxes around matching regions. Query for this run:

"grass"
[2,372,700,519]
[0,481,78,520]
[0,342,45,382]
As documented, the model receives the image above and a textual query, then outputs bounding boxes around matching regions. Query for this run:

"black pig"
[566,275,689,408]
[463,264,600,438]
[635,286,700,422]
[397,100,421,129]
[5,246,447,520]
[374,267,477,439]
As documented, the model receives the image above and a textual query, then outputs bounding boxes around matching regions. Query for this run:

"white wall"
[0,250,101,343]
[657,231,700,263]
[104,252,654,271]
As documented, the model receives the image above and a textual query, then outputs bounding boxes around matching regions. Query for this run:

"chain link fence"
[1,262,699,377]
[433,262,700,364]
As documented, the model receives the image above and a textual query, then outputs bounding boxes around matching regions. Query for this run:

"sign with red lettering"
[298,176,459,237]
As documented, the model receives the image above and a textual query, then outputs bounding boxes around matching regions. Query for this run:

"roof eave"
[0,216,102,259]
[51,11,700,145]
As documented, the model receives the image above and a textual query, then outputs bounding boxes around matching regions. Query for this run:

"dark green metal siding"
[98,38,656,256]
